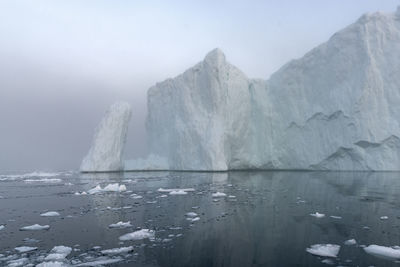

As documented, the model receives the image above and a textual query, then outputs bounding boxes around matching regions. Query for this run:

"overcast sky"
[0,0,399,171]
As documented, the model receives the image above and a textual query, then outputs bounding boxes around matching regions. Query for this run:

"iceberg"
[83,7,400,171]
[145,8,400,171]
[80,102,131,172]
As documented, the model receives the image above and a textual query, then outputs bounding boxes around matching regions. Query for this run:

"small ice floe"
[169,226,182,230]
[344,239,357,246]
[364,244,400,260]
[380,216,389,220]
[44,246,72,261]
[108,221,132,229]
[189,217,200,222]
[159,194,168,198]
[185,212,198,218]
[146,201,157,204]
[0,225,4,230]
[6,257,30,267]
[321,258,335,265]
[88,183,126,194]
[23,238,40,243]
[64,182,74,186]
[75,257,123,266]
[37,260,69,267]
[130,194,143,199]
[15,246,37,253]
[212,192,227,197]
[169,190,188,195]
[330,215,342,219]
[228,195,236,199]
[20,224,50,231]
[306,244,340,258]
[40,211,60,217]
[119,229,155,241]
[74,191,87,196]
[310,212,325,218]
[24,178,62,183]
[157,188,195,193]
[101,246,133,255]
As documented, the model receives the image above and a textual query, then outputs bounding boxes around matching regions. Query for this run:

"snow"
[14,246,37,253]
[310,212,325,218]
[80,102,132,172]
[212,192,227,197]
[364,244,400,260]
[20,224,50,231]
[108,221,132,229]
[40,211,60,217]
[87,184,126,194]
[306,244,341,257]
[142,7,400,171]
[344,239,357,245]
[101,246,133,255]
[119,229,155,241]
[44,246,72,261]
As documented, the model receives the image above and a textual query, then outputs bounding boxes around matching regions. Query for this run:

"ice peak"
[204,48,226,65]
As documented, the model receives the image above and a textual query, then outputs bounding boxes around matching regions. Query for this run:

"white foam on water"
[119,229,155,241]
[14,246,37,253]
[310,212,325,218]
[364,244,400,260]
[108,221,132,229]
[306,244,340,257]
[101,246,133,255]
[40,211,60,217]
[20,224,50,231]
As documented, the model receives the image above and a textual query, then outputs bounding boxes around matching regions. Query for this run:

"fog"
[0,0,398,171]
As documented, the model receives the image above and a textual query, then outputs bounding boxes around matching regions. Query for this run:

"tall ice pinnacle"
[80,102,132,172]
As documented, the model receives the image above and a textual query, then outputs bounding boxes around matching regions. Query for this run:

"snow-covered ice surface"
[1,170,400,266]
[142,7,400,171]
[80,102,132,172]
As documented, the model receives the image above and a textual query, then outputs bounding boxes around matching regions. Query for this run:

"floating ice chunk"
[228,195,236,198]
[88,184,126,194]
[185,212,198,218]
[20,224,50,231]
[37,261,69,267]
[306,244,340,257]
[212,192,227,197]
[101,246,133,255]
[329,215,342,219]
[74,191,87,196]
[310,212,325,218]
[190,217,200,222]
[76,257,123,266]
[7,257,29,267]
[0,225,4,230]
[108,221,132,229]
[119,229,155,241]
[344,239,357,245]
[40,211,60,217]
[380,216,389,220]
[169,190,188,195]
[24,178,62,183]
[44,246,72,261]
[158,188,195,192]
[321,259,334,265]
[364,245,400,260]
[15,246,37,253]
[130,194,143,199]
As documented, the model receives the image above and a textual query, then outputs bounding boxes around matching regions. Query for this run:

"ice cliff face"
[80,102,131,172]
[146,8,400,171]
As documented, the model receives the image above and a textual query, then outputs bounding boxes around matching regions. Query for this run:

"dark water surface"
[1,171,400,266]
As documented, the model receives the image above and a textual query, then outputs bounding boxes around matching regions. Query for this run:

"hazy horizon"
[1,0,399,171]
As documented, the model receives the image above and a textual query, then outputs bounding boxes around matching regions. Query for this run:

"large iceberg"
[80,102,131,172]
[145,8,400,171]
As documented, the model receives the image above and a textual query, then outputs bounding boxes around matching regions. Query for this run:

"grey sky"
[0,0,399,171]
